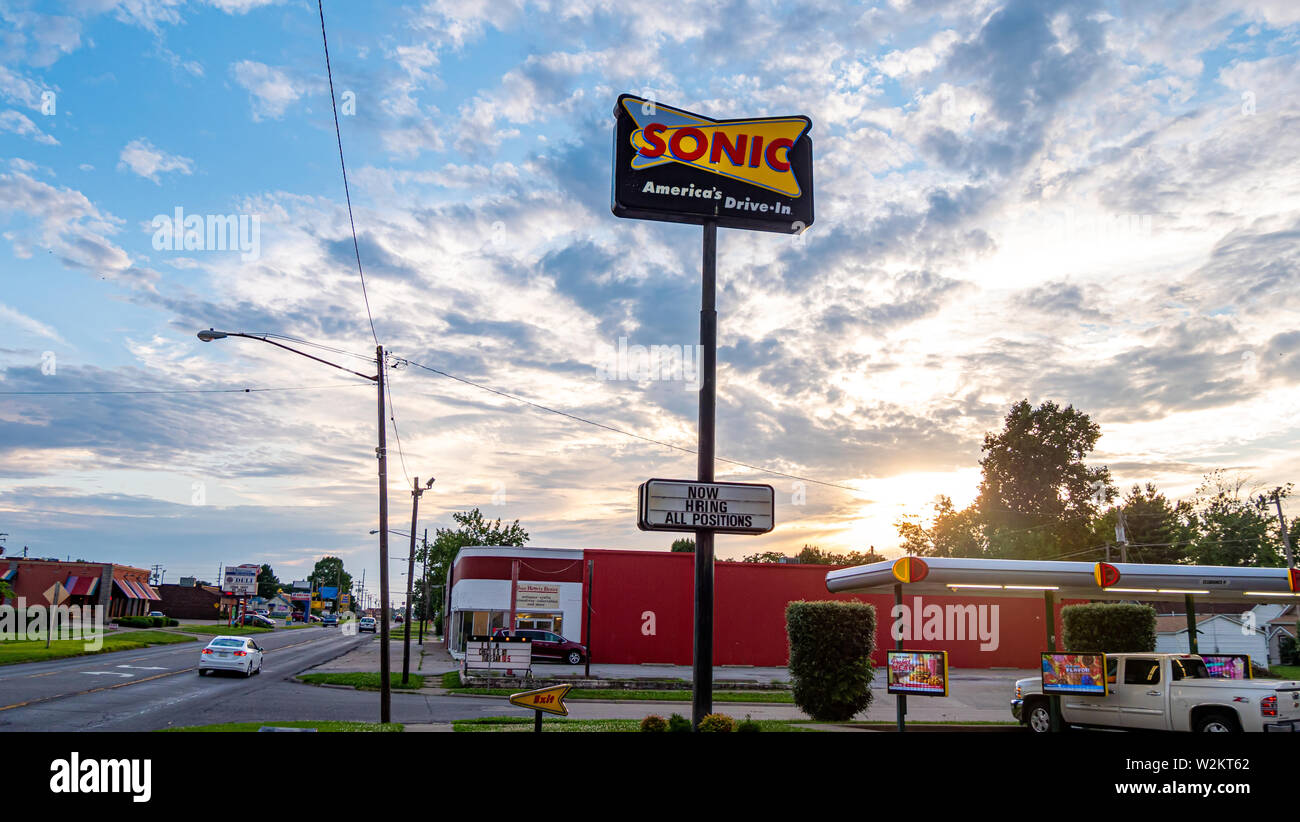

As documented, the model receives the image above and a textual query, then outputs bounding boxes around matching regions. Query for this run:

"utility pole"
[1115,508,1129,564]
[405,477,434,684]
[376,344,392,724]
[419,528,430,645]
[1265,489,1294,567]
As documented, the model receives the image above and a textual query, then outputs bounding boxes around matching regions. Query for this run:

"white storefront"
[446,547,586,658]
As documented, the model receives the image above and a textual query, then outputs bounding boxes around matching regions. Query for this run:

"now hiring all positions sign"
[637,478,775,536]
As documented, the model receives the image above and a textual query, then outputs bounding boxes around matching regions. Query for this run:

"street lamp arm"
[197,329,379,382]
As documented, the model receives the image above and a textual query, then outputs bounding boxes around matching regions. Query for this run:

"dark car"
[321,613,339,627]
[240,613,275,629]
[492,628,586,665]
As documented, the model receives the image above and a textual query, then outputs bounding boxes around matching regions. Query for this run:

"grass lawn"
[298,672,425,690]
[0,630,196,665]
[161,720,402,732]
[1268,665,1300,679]
[166,624,274,636]
[454,716,816,732]
[448,686,793,703]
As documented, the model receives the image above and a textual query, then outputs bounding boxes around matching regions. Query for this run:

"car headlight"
[1015,684,1022,699]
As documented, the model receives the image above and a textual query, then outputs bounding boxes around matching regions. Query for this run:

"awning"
[134,580,161,601]
[113,578,140,599]
[63,575,100,597]
[126,580,151,599]
[0,567,14,582]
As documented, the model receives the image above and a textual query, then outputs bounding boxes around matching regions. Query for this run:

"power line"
[0,382,373,396]
[317,0,379,348]
[394,356,862,492]
[383,365,413,488]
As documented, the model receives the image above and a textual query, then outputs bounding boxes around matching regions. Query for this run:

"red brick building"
[0,557,160,618]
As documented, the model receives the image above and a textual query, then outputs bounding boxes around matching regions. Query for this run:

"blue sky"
[1,0,1298,598]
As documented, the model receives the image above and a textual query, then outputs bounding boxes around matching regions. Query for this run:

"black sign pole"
[692,220,718,730]
[894,582,905,733]
[534,709,542,733]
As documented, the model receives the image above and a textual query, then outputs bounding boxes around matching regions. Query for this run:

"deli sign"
[612,94,813,233]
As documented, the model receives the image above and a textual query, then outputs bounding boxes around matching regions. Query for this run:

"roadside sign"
[612,94,814,234]
[509,684,572,717]
[43,582,69,606]
[637,478,774,535]
[223,565,257,596]
[1041,653,1108,696]
[464,634,532,677]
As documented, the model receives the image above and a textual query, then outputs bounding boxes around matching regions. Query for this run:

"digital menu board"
[1200,654,1252,680]
[887,650,949,697]
[1041,653,1108,696]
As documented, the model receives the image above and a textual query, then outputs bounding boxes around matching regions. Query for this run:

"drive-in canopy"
[826,556,1300,604]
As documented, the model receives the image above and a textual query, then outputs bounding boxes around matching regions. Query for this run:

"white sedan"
[198,636,264,677]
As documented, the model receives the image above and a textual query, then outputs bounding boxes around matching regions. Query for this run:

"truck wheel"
[1194,712,1239,733]
[1026,701,1053,733]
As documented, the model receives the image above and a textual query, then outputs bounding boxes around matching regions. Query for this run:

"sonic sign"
[612,94,814,233]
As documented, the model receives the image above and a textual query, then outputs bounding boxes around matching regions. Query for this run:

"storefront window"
[453,610,507,652]
[514,612,564,637]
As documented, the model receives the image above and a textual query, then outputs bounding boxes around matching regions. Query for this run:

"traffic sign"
[509,684,572,717]
[637,478,774,535]
[43,582,69,606]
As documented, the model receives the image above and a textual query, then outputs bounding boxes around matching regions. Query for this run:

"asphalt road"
[0,627,519,731]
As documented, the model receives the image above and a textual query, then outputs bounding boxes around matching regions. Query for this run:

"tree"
[0,579,12,605]
[1186,471,1285,567]
[428,509,529,624]
[670,538,695,553]
[309,557,352,605]
[741,545,887,565]
[1093,483,1195,565]
[256,564,282,599]
[895,496,985,558]
[740,550,788,563]
[975,399,1114,559]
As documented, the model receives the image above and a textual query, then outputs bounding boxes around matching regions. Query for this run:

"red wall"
[586,549,1063,668]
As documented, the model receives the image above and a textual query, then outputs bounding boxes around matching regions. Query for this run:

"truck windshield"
[1170,657,1211,680]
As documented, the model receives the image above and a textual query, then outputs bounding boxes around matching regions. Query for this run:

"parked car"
[358,617,377,633]
[1013,653,1300,732]
[199,636,264,677]
[239,613,276,629]
[147,611,165,618]
[492,628,587,665]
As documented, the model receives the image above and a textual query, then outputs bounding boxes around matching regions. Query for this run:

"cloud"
[116,137,194,182]
[230,60,304,120]
[0,171,139,280]
[0,109,58,144]
[0,304,63,343]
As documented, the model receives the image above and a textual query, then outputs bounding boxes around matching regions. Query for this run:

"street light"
[196,327,396,723]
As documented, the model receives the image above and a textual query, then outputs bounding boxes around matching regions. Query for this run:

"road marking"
[82,671,133,677]
[26,671,60,678]
[116,665,168,671]
[0,631,357,714]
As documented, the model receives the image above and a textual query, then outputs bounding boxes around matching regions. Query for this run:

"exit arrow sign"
[508,684,572,716]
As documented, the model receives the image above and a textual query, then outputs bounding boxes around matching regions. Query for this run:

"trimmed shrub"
[640,715,668,733]
[1280,635,1298,665]
[667,713,692,733]
[786,600,876,721]
[736,714,761,733]
[1062,603,1157,652]
[697,713,734,733]
[166,618,179,627]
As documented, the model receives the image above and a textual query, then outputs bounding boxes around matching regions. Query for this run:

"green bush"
[639,715,667,733]
[697,713,734,733]
[1062,603,1157,652]
[737,714,761,733]
[667,713,692,733]
[786,600,876,721]
[1280,635,1298,665]
[115,616,157,628]
[166,618,179,627]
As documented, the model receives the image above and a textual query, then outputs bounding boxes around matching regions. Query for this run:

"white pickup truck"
[1012,653,1300,733]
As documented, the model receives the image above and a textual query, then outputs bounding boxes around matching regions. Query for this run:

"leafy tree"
[670,538,695,553]
[741,545,887,565]
[427,509,529,623]
[975,399,1113,558]
[895,496,985,557]
[740,550,788,563]
[0,579,12,605]
[256,564,282,599]
[309,557,352,604]
[1186,472,1286,567]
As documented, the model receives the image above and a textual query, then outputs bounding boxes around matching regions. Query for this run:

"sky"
[0,0,1297,599]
